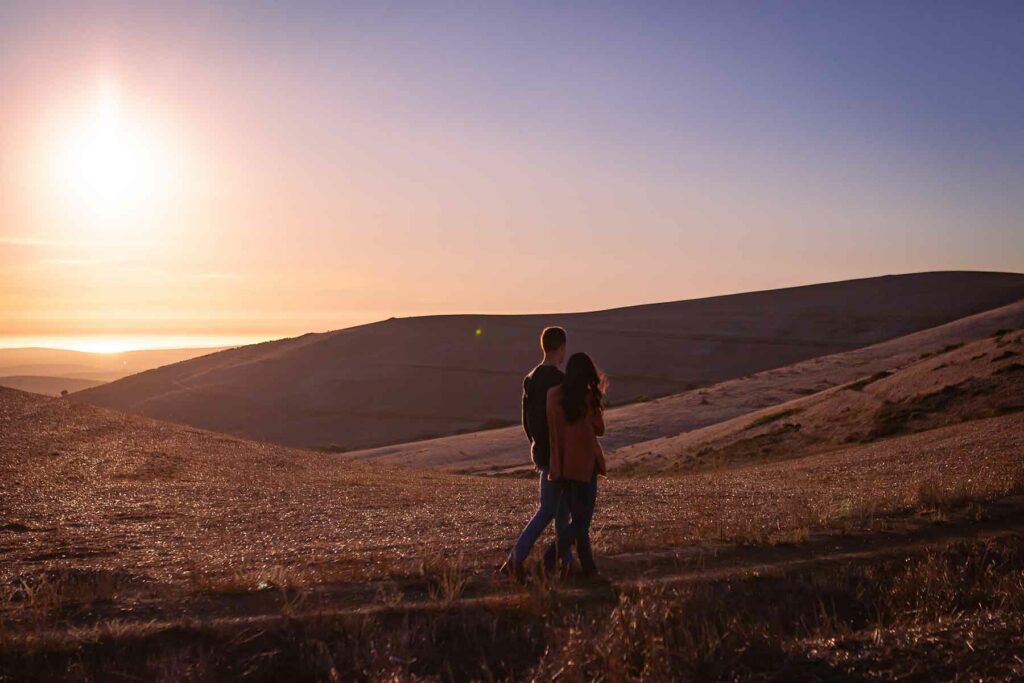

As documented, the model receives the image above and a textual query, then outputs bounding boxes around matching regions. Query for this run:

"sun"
[53,81,173,228]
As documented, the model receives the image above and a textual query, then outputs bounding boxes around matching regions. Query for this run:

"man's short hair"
[540,326,567,352]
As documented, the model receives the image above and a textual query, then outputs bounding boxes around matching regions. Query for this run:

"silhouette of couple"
[501,326,608,582]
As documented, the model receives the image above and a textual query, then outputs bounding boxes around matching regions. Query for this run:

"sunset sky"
[2,1,1022,352]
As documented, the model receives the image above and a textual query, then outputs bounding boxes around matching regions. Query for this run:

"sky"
[1,1,1022,351]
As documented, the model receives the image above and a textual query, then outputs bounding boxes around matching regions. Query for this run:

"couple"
[502,326,608,581]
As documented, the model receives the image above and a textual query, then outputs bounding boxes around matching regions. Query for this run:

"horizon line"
[3,269,1021,354]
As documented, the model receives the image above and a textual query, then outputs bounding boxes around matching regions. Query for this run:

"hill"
[0,346,226,383]
[344,297,1024,473]
[73,271,1024,450]
[0,375,105,396]
[613,326,1024,474]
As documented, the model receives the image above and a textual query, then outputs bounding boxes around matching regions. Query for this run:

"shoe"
[498,560,526,584]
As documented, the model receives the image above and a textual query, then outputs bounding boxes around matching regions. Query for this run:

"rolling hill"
[612,326,1024,474]
[343,297,1024,473]
[0,346,226,383]
[73,271,1024,450]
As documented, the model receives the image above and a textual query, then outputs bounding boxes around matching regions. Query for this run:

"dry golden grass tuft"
[420,549,470,604]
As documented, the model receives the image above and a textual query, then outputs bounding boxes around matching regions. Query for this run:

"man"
[501,326,572,580]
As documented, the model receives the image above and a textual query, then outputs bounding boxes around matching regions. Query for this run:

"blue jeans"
[546,476,598,575]
[508,468,571,568]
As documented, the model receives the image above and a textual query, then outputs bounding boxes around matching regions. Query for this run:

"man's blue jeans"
[508,468,571,568]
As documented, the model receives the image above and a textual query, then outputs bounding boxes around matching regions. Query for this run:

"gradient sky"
[2,1,1022,350]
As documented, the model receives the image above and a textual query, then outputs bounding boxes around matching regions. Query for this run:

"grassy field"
[2,326,1023,680]
[4,368,1024,679]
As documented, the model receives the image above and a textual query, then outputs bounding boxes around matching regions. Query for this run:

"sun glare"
[66,339,138,354]
[53,81,175,229]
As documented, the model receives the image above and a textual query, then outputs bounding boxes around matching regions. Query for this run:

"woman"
[545,352,607,577]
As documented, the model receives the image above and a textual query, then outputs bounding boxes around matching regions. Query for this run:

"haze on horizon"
[2,1,1023,352]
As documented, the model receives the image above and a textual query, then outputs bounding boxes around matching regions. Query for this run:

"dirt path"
[8,495,1024,647]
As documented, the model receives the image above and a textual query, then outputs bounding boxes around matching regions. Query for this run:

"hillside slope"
[345,297,1024,473]
[612,327,1024,474]
[74,271,1024,450]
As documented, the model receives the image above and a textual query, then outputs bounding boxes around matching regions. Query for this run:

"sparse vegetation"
[421,550,470,604]
[746,407,802,429]
[921,341,965,359]
[6,533,1024,680]
[318,443,350,453]
[844,370,892,391]
[867,384,965,439]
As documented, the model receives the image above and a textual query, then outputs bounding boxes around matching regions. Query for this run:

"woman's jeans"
[546,475,598,576]
[508,468,571,568]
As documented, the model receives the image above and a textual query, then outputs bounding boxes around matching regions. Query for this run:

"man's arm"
[521,375,532,442]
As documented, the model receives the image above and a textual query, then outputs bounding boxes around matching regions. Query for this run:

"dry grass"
[0,568,136,637]
[420,550,470,604]
[844,370,893,391]
[615,329,1024,476]
[189,563,308,594]
[746,406,802,429]
[533,535,1024,681]
[5,535,1024,681]
[6,386,1024,679]
[3,381,1019,594]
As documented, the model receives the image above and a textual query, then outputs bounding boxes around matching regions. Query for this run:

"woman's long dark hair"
[561,352,607,423]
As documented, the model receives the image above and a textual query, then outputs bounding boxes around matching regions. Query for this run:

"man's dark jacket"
[522,364,565,469]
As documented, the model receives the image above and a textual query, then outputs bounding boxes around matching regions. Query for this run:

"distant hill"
[0,375,106,396]
[0,347,227,382]
[73,271,1024,450]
